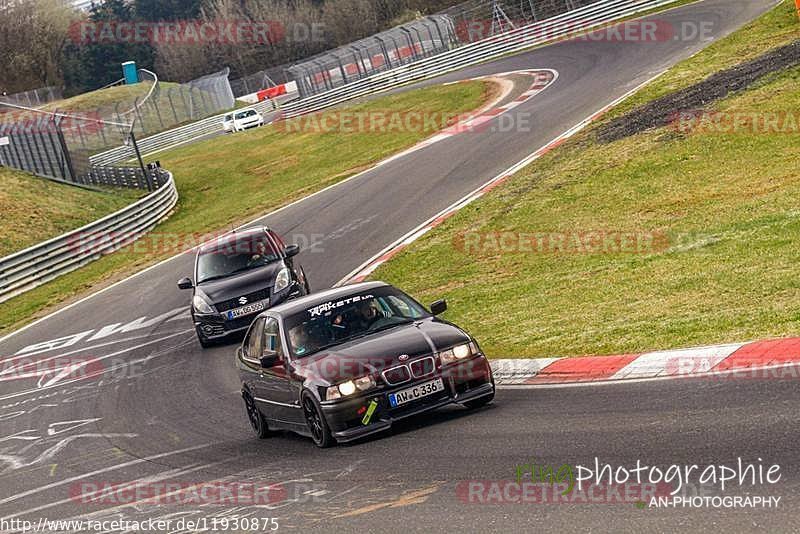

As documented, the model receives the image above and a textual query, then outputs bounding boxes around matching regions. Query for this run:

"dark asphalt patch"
[597,39,800,143]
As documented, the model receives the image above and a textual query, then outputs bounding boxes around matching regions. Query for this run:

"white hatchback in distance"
[232,108,264,132]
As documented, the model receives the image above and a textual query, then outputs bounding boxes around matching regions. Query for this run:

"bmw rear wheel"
[243,392,270,439]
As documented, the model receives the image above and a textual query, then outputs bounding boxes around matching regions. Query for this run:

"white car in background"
[232,108,264,132]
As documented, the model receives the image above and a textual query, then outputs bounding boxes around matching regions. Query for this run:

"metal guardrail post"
[129,130,153,192]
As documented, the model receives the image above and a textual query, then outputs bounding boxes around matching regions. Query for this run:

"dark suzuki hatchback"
[178,227,310,348]
[237,281,495,447]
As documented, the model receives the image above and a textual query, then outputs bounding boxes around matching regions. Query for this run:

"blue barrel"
[122,62,139,85]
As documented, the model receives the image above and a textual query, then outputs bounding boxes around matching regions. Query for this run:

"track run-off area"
[1,1,797,532]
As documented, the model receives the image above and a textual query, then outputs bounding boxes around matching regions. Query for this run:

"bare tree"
[0,0,80,94]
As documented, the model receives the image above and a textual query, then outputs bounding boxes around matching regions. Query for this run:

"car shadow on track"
[259,402,498,450]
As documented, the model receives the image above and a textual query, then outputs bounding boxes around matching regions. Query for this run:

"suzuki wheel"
[196,327,213,349]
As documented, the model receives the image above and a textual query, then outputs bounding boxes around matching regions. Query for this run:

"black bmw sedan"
[177,227,310,348]
[237,281,495,447]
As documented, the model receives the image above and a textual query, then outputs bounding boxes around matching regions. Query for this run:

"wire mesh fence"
[0,67,237,190]
[287,15,458,99]
[438,0,600,44]
[0,105,163,192]
[231,0,602,99]
[0,86,63,108]
[230,66,293,98]
[105,68,236,139]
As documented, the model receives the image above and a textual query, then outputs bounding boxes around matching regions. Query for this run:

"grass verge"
[0,80,493,335]
[371,1,800,358]
[43,83,149,112]
[0,168,140,257]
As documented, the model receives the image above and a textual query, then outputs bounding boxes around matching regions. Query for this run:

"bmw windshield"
[284,288,429,359]
[197,233,280,284]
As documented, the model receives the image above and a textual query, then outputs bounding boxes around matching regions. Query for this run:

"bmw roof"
[267,281,390,316]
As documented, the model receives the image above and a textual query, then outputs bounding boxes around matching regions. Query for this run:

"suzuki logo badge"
[238,297,248,305]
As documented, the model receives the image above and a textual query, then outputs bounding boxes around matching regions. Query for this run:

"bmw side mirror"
[284,244,300,258]
[430,299,447,315]
[177,277,194,290]
[260,351,278,368]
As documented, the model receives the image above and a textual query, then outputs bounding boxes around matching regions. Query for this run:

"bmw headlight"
[326,375,376,401]
[192,295,215,314]
[274,267,291,293]
[438,342,479,365]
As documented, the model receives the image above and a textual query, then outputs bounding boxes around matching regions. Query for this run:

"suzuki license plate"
[226,302,265,320]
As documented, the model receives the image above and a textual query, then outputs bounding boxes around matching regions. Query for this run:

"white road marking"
[0,330,192,402]
[0,443,213,509]
[3,460,222,522]
[14,308,185,357]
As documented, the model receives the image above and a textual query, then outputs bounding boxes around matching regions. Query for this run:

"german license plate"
[226,302,265,320]
[389,378,444,408]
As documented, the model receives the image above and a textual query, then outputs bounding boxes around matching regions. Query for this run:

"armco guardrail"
[90,99,279,166]
[280,0,679,118]
[0,170,178,303]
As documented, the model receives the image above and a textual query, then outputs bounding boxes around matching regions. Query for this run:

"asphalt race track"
[1,1,795,532]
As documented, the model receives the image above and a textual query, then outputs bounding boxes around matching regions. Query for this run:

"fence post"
[167,88,179,123]
[129,130,153,192]
[374,37,393,70]
[151,98,164,129]
[9,124,26,169]
[133,97,146,134]
[54,116,77,184]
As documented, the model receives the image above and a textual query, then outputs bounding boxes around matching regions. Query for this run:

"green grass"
[610,0,800,117]
[43,82,159,113]
[371,2,800,358]
[0,80,492,335]
[0,168,140,257]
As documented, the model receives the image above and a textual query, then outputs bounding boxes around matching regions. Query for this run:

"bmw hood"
[295,319,471,385]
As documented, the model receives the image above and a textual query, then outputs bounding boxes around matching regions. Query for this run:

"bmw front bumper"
[320,356,495,443]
